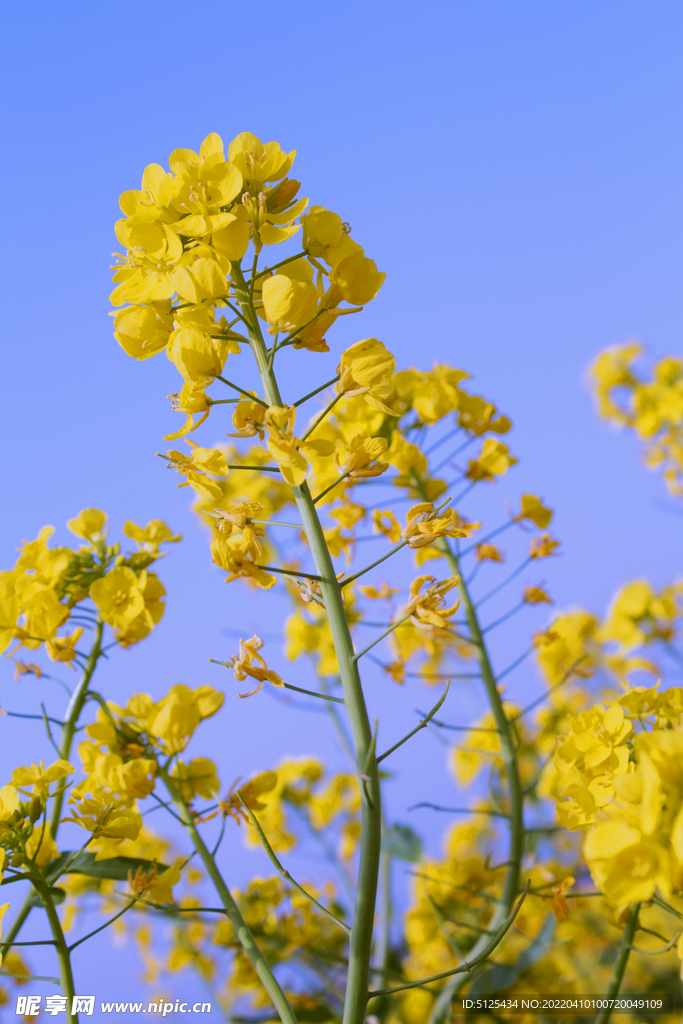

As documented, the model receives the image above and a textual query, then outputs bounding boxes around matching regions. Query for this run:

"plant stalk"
[161,770,298,1024]
[233,263,382,1024]
[408,474,524,1024]
[594,903,640,1024]
[35,878,78,1023]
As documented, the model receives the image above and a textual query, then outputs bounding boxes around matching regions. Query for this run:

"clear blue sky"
[1,0,682,1012]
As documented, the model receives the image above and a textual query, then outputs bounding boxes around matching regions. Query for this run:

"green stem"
[35,878,78,1023]
[594,904,640,1024]
[232,263,382,1024]
[2,622,104,964]
[160,770,298,1024]
[408,474,524,1024]
[237,795,351,935]
[299,391,343,441]
[51,620,103,835]
[0,899,32,959]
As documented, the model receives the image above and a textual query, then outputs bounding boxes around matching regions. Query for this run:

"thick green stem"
[408,477,524,1024]
[594,904,640,1024]
[161,771,298,1024]
[35,878,78,1023]
[233,264,382,1024]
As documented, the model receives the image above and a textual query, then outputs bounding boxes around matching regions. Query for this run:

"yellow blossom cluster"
[591,343,683,494]
[0,512,179,656]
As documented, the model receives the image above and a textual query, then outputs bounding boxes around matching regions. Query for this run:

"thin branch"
[367,881,530,998]
[227,464,281,472]
[312,471,351,505]
[482,601,525,635]
[629,931,680,955]
[237,794,351,936]
[476,557,532,608]
[495,645,535,683]
[509,656,588,722]
[216,376,269,408]
[282,683,345,705]
[341,540,409,589]
[300,392,344,441]
[425,717,500,734]
[458,519,516,560]
[255,564,323,582]
[68,899,135,951]
[253,250,309,282]
[293,376,341,408]
[352,612,413,663]
[248,519,302,529]
[408,803,511,819]
[377,684,450,763]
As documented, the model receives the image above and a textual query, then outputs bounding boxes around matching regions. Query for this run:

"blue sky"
[1,0,682,1013]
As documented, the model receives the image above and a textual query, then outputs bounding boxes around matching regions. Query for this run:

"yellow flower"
[12,760,75,798]
[327,253,385,306]
[300,206,345,256]
[261,270,319,332]
[336,339,396,415]
[334,434,389,479]
[21,587,70,643]
[220,770,278,824]
[373,510,402,544]
[67,508,107,542]
[25,825,59,869]
[166,326,232,388]
[584,821,670,909]
[523,585,553,605]
[162,441,230,501]
[229,398,267,439]
[220,636,284,699]
[114,572,166,648]
[403,575,460,631]
[45,627,84,665]
[123,519,181,553]
[401,502,477,549]
[89,567,146,631]
[240,185,308,254]
[164,382,211,440]
[64,797,143,841]
[130,862,182,905]
[476,543,504,562]
[0,786,19,823]
[210,531,275,590]
[148,685,224,754]
[111,759,157,800]
[264,405,335,487]
[456,392,511,436]
[167,133,242,238]
[359,583,400,600]
[600,580,679,651]
[514,494,553,529]
[384,431,427,480]
[529,533,561,559]
[113,302,173,361]
[171,758,220,802]
[227,132,295,192]
[466,439,518,481]
[536,611,598,686]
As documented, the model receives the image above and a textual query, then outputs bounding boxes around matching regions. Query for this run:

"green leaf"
[383,823,423,862]
[45,851,170,884]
